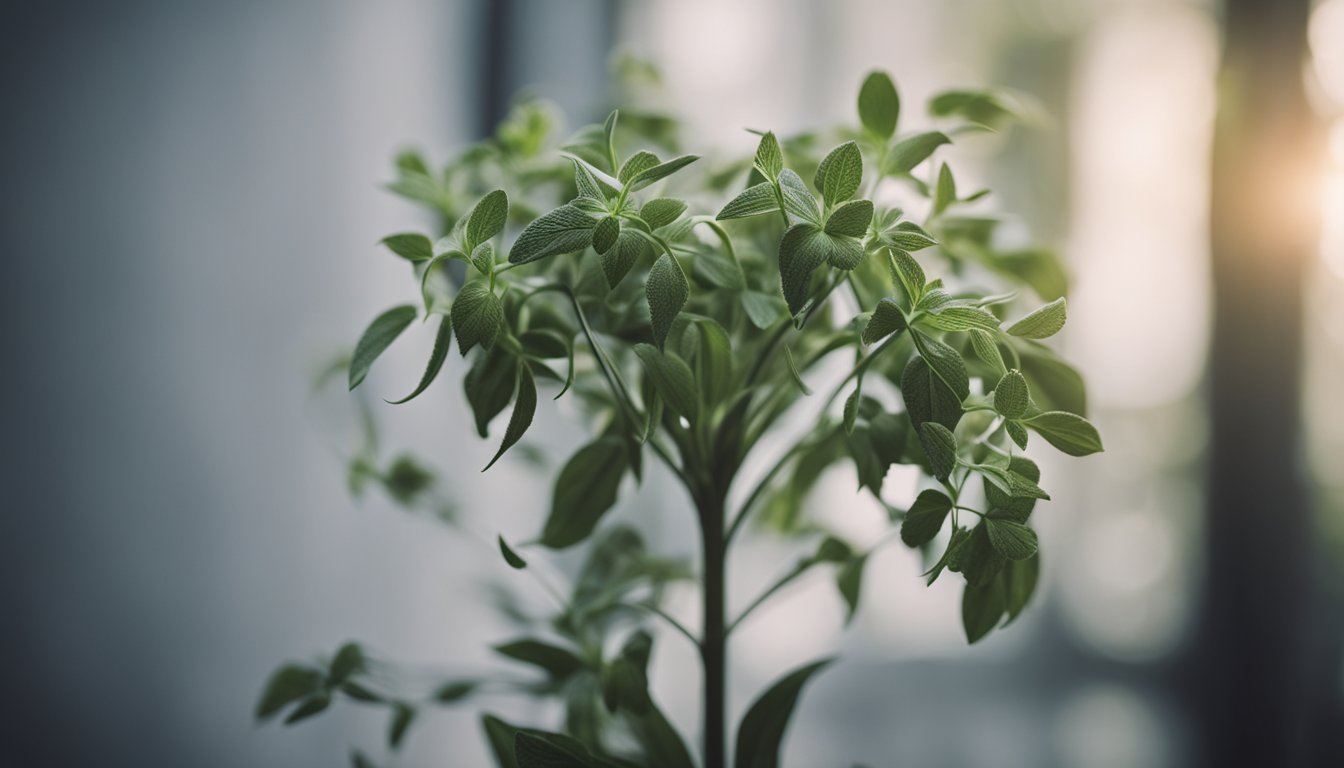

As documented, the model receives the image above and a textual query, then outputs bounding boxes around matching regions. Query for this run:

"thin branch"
[627,602,701,651]
[727,562,811,635]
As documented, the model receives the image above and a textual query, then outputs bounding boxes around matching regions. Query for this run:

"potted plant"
[257,68,1101,768]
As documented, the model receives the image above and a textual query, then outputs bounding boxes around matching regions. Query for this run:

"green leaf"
[957,523,1006,587]
[815,141,863,204]
[386,314,452,404]
[918,422,957,480]
[381,233,434,262]
[912,330,970,400]
[824,199,874,238]
[329,643,365,685]
[1006,420,1029,449]
[884,221,938,252]
[993,370,1029,419]
[842,384,861,435]
[508,205,595,264]
[741,290,784,329]
[968,329,1007,376]
[482,714,523,768]
[754,131,783,179]
[734,658,834,768]
[493,639,585,680]
[919,305,1001,333]
[471,242,496,275]
[451,281,503,356]
[986,516,1038,561]
[351,749,378,768]
[464,345,518,437]
[932,163,956,214]
[694,250,747,290]
[388,703,416,749]
[985,455,1041,521]
[634,343,699,422]
[900,489,953,547]
[900,355,963,432]
[889,249,926,304]
[837,555,868,624]
[256,665,325,720]
[603,229,650,289]
[1025,411,1103,456]
[718,182,780,220]
[600,656,650,715]
[778,223,830,313]
[284,692,332,725]
[542,438,627,548]
[1006,297,1067,339]
[1003,553,1040,623]
[349,305,417,390]
[498,535,527,569]
[1018,343,1087,415]
[619,150,661,185]
[483,363,537,470]
[514,731,606,768]
[592,216,620,254]
[962,579,1006,644]
[641,197,687,229]
[628,154,699,191]
[646,253,689,351]
[693,319,733,408]
[466,190,509,248]
[435,680,477,703]
[858,71,899,139]
[862,298,906,345]
[813,536,854,563]
[777,170,820,224]
[883,131,951,175]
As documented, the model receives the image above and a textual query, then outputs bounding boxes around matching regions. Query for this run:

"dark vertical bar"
[478,0,513,137]
[1199,0,1322,765]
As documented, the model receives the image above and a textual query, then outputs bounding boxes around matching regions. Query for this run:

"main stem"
[698,488,727,768]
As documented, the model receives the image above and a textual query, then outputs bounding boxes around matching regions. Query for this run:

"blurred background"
[2,0,1342,766]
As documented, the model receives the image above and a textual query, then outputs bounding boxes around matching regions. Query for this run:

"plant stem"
[698,488,727,768]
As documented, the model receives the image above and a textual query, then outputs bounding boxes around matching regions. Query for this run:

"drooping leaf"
[483,363,537,470]
[985,517,1038,560]
[1025,411,1104,456]
[451,281,503,356]
[498,535,528,569]
[900,489,953,547]
[386,314,452,404]
[1006,297,1067,339]
[962,579,1006,644]
[349,304,417,390]
[918,422,957,480]
[256,665,325,721]
[837,555,868,624]
[602,229,650,289]
[734,658,835,768]
[646,253,689,350]
[508,205,595,264]
[862,298,906,345]
[858,71,900,139]
[492,639,585,681]
[778,223,831,313]
[541,438,627,548]
[634,343,698,422]
[388,703,416,749]
[464,345,518,437]
[1003,553,1040,624]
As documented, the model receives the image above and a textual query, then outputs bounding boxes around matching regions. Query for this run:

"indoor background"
[2,0,1341,766]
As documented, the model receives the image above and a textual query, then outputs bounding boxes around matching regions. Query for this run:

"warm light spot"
[1322,119,1344,280]
[1311,0,1344,106]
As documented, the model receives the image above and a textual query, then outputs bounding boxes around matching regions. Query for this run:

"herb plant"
[258,68,1102,768]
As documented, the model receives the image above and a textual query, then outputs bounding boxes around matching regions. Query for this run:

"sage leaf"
[815,141,863,204]
[349,304,417,390]
[1025,410,1104,456]
[889,249,926,304]
[778,223,830,314]
[256,665,324,721]
[542,438,627,548]
[592,216,619,254]
[646,253,689,350]
[741,290,784,329]
[962,579,1006,644]
[619,150,661,185]
[380,233,433,262]
[734,658,834,768]
[912,330,970,400]
[919,305,1002,333]
[968,328,1007,376]
[862,298,906,345]
[717,182,780,220]
[634,343,699,422]
[508,204,595,264]
[992,369,1029,419]
[628,154,699,191]
[498,535,527,569]
[483,363,537,471]
[900,489,953,547]
[388,703,415,749]
[466,189,508,249]
[918,422,957,480]
[451,281,503,356]
[1006,297,1067,339]
[641,197,687,229]
[754,131,783,179]
[464,345,517,438]
[900,355,963,432]
[824,199,874,238]
[777,169,820,224]
[883,131,951,175]
[858,71,899,139]
[603,229,650,289]
[837,555,868,624]
[1003,554,1040,624]
[384,314,451,404]
[985,517,1038,560]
